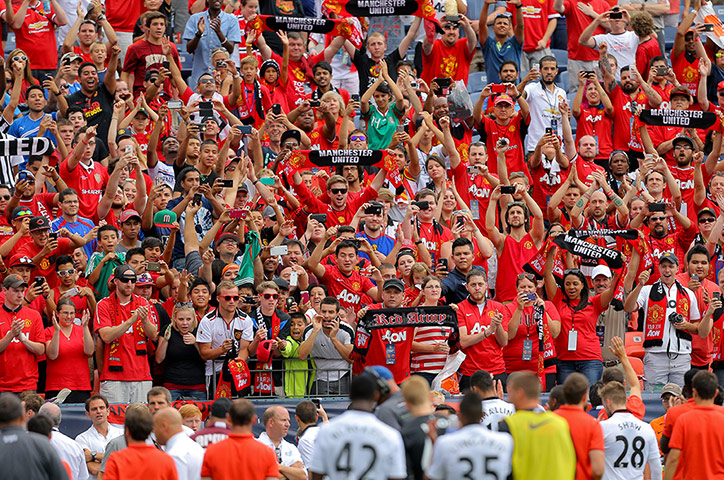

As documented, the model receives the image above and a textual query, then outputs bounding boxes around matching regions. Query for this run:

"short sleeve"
[669,418,685,450]
[196,319,213,343]
[637,286,650,310]
[688,290,701,321]
[95,299,112,330]
[590,421,605,451]
[225,14,242,43]
[182,13,200,41]
[29,314,43,343]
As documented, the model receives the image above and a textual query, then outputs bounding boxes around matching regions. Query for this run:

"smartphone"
[300,291,310,304]
[272,103,281,115]
[439,258,448,270]
[289,271,298,287]
[692,274,699,281]
[229,209,247,219]
[196,123,207,133]
[649,202,666,213]
[49,232,58,241]
[193,193,202,205]
[311,398,321,408]
[456,215,465,227]
[467,165,479,174]
[146,262,161,272]
[310,213,327,224]
[34,276,44,287]
[215,60,226,68]
[238,125,253,135]
[610,11,623,19]
[270,245,288,256]
[350,94,360,103]
[286,297,294,309]
[501,185,517,194]
[583,70,595,77]
[199,101,213,111]
[526,293,536,301]
[446,14,459,22]
[491,84,506,94]
[219,179,234,188]
[243,295,257,305]
[433,78,451,90]
[656,66,669,76]
[545,127,553,135]
[309,100,321,107]
[412,200,429,210]
[703,23,715,32]
[715,292,721,301]
[123,145,133,154]
[167,100,182,109]
[396,125,405,134]
[365,204,383,215]
[161,60,169,70]
[17,171,28,182]
[44,74,53,83]
[61,287,79,298]
[259,177,275,186]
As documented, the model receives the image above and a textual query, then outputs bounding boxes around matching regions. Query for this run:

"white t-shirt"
[524,81,567,153]
[196,310,254,375]
[297,425,320,467]
[51,429,89,480]
[601,411,662,480]
[481,397,515,431]
[302,323,354,382]
[636,282,700,355]
[75,423,124,480]
[309,410,406,480]
[426,423,513,480]
[591,31,640,81]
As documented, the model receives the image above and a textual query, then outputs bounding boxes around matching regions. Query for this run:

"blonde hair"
[172,303,197,332]
[402,375,431,407]
[178,404,202,420]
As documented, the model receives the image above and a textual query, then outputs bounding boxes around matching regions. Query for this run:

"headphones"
[364,367,391,397]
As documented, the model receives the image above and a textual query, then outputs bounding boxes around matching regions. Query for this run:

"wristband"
[253,179,259,185]
[195,31,202,38]
[606,189,614,199]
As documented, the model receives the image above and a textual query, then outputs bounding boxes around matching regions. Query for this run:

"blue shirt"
[167,196,215,262]
[51,215,95,261]
[481,35,522,84]
[183,11,241,87]
[8,112,57,152]
[357,231,395,262]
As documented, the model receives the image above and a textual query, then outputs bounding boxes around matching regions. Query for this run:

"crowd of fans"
[0,0,723,475]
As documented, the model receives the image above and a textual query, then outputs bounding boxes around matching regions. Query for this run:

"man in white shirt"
[624,251,702,389]
[599,381,661,480]
[38,403,90,480]
[523,56,567,153]
[469,369,515,431]
[257,406,306,480]
[75,394,124,480]
[309,375,407,480]
[294,400,329,467]
[154,407,204,480]
[579,7,639,80]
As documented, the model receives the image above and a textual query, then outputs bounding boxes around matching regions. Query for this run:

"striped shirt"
[0,116,24,186]
[410,325,455,374]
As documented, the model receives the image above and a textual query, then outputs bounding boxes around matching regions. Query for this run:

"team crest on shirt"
[666,237,674,245]
[352,281,361,291]
[487,311,495,318]
[509,125,515,132]
[338,215,345,223]
[234,329,242,341]
[39,258,50,270]
[441,56,458,77]
[94,174,102,183]
[276,0,294,13]
[678,298,690,314]
[649,304,664,323]
[24,318,31,327]
[524,241,533,249]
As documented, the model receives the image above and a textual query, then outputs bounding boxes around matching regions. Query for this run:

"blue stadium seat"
[468,71,487,93]
[5,33,16,55]
[664,26,677,52]
[551,49,568,72]
[714,4,724,17]
[557,71,569,93]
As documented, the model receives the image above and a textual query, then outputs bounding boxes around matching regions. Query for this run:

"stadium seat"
[625,331,645,359]
[468,71,487,93]
[714,4,724,17]
[628,356,644,385]
[557,71,569,93]
[551,49,568,72]
[664,26,677,52]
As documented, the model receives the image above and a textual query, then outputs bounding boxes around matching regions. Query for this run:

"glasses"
[673,144,693,150]
[262,293,279,299]
[517,273,536,280]
[330,188,347,195]
[0,195,9,200]
[221,295,240,301]
[57,268,75,277]
[60,84,70,90]
[650,216,667,222]
[14,211,32,218]
[62,199,79,204]
[717,52,723,58]
[199,78,214,84]
[564,269,582,276]
[116,277,136,284]
[11,55,27,63]
[350,135,367,142]
[699,217,716,223]
[443,23,458,30]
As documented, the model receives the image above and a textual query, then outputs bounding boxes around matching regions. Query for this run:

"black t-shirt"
[401,414,438,480]
[163,326,206,386]
[352,47,402,94]
[66,84,115,145]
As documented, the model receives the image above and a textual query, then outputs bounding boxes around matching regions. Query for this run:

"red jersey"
[224,82,272,130]
[420,38,474,86]
[574,157,606,187]
[0,305,43,392]
[644,227,696,283]
[17,238,74,289]
[1,1,58,69]
[671,49,700,99]
[319,263,375,313]
[575,106,614,161]
[652,81,675,108]
[662,398,696,438]
[191,422,231,448]
[418,221,453,265]
[295,181,376,228]
[495,233,538,303]
[456,298,509,375]
[507,0,559,52]
[530,154,569,212]
[43,325,92,391]
[122,40,180,95]
[72,45,93,64]
[17,192,56,221]
[0,217,14,245]
[636,37,661,75]
[95,294,158,382]
[610,85,649,152]
[552,291,605,361]
[597,395,646,420]
[271,51,324,108]
[59,159,109,220]
[480,115,531,182]
[362,303,414,383]
[105,0,143,32]
[503,301,561,373]
[676,272,717,367]
[449,160,499,234]
[563,0,609,61]
[309,117,342,150]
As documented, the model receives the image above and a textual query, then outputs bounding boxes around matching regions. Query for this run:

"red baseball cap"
[119,209,142,224]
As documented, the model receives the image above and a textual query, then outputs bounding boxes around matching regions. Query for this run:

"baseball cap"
[8,254,34,268]
[698,207,716,219]
[29,216,50,232]
[153,210,177,228]
[591,265,612,279]
[222,263,240,277]
[660,252,679,265]
[12,207,33,220]
[718,80,724,92]
[60,52,82,65]
[136,273,154,285]
[116,129,134,143]
[670,86,692,101]
[2,274,27,289]
[237,182,249,192]
[210,397,233,418]
[225,156,240,169]
[494,94,515,106]
[144,69,159,82]
[672,135,695,149]
[280,130,301,145]
[263,205,276,219]
[119,210,142,224]
[383,278,405,292]
[217,233,240,248]
[114,264,138,281]
[661,383,682,398]
[274,277,290,290]
[368,365,394,381]
[135,108,149,118]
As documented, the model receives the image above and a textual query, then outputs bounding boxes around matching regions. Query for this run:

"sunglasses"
[330,188,347,195]
[221,295,240,301]
[283,142,298,149]
[517,272,536,280]
[564,269,582,276]
[350,135,367,142]
[0,195,9,200]
[199,78,214,84]
[650,216,667,222]
[699,217,716,223]
[673,144,693,150]
[116,277,136,284]
[262,293,279,299]
[60,84,70,90]
[57,268,75,277]
[443,23,458,30]
[11,55,27,63]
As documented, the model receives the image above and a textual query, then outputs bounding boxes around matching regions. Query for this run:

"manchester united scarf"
[0,136,55,157]
[281,149,403,187]
[323,0,440,27]
[352,306,458,361]
[644,280,691,348]
[553,233,624,269]
[638,109,717,129]
[249,15,364,48]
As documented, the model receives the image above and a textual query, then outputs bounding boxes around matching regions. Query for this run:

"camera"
[497,137,510,147]
[216,60,226,69]
[669,312,684,324]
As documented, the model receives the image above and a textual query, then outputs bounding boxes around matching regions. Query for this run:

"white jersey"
[196,309,254,375]
[601,411,662,480]
[426,424,512,480]
[481,397,515,431]
[308,410,406,480]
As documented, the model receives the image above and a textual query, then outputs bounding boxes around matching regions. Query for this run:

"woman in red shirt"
[506,273,561,390]
[44,298,94,403]
[544,241,619,386]
[572,72,614,164]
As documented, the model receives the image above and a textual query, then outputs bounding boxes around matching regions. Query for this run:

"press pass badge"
[522,339,533,361]
[568,330,578,351]
[596,325,605,347]
[470,200,480,220]
[386,343,395,365]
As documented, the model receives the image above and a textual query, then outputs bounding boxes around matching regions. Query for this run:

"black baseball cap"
[114,264,138,281]
[29,216,50,232]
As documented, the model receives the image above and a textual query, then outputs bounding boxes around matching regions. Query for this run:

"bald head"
[153,407,183,446]
[38,403,61,426]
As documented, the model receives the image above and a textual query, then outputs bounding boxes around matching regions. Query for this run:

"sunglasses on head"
[517,272,536,281]
[262,293,279,299]
[221,295,240,301]
[330,188,347,195]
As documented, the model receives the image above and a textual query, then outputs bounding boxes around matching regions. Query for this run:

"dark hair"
[295,400,317,424]
[190,277,210,292]
[58,188,78,203]
[458,392,483,425]
[126,247,145,261]
[469,369,494,393]
[56,297,75,312]
[228,399,256,426]
[337,225,356,235]
[589,381,603,407]
[145,10,167,27]
[376,82,391,95]
[312,61,333,74]
[562,269,590,311]
[548,385,566,410]
[466,269,487,283]
[27,156,43,169]
[601,366,624,385]
[335,239,359,256]
[84,394,109,412]
[0,393,23,423]
[309,284,327,296]
[55,255,74,270]
[98,224,119,239]
[27,414,54,437]
[282,239,305,253]
[320,296,341,312]
[649,55,667,67]
[66,106,85,118]
[499,60,518,73]
[125,407,154,441]
[451,237,473,254]
[687,244,710,264]
[395,59,415,72]
[142,237,163,250]
[349,375,378,401]
[562,372,589,405]
[538,55,558,68]
[178,166,200,183]
[26,84,45,98]
[692,370,719,400]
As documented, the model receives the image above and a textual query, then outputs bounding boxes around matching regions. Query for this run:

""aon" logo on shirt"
[381,330,407,343]
[337,289,361,304]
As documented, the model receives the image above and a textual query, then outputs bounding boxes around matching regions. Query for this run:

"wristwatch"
[91,451,98,462]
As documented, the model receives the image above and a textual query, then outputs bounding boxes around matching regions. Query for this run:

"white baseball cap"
[591,265,612,279]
